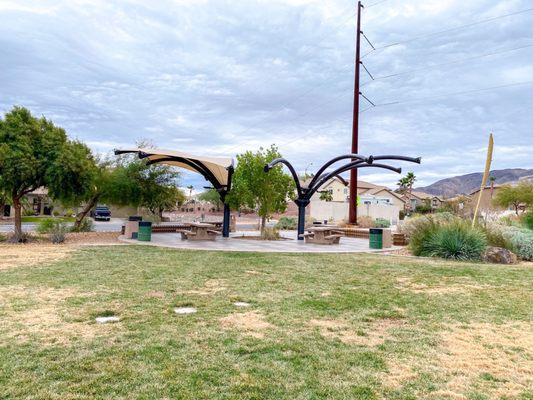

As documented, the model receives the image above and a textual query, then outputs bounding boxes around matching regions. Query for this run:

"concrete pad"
[119,230,402,254]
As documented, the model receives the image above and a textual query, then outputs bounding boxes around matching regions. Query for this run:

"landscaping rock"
[95,316,120,324]
[174,307,197,315]
[483,246,518,264]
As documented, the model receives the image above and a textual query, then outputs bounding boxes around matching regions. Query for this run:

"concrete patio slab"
[119,230,402,253]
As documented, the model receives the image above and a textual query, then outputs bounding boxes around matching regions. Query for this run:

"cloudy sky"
[1,0,532,190]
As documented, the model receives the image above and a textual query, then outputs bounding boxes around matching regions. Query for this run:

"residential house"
[308,178,406,225]
[403,191,444,211]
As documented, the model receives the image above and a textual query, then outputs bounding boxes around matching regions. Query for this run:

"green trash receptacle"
[369,228,383,249]
[138,221,152,242]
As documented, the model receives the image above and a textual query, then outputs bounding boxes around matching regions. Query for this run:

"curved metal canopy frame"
[265,154,421,240]
[115,149,234,237]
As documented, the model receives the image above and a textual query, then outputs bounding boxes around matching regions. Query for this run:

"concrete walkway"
[119,230,401,253]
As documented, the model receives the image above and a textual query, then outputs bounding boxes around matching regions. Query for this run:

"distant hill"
[416,168,533,198]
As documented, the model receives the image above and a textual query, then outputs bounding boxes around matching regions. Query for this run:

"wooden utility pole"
[349,1,363,224]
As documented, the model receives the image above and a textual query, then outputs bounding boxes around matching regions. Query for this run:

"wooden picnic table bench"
[179,223,220,241]
[301,226,344,245]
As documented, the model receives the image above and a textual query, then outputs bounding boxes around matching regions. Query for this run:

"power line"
[361,43,533,84]
[374,7,533,50]
[366,0,389,9]
[375,80,533,107]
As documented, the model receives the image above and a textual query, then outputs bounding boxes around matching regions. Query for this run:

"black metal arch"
[264,154,421,240]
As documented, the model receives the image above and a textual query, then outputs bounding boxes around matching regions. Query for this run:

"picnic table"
[177,222,221,241]
[300,226,344,245]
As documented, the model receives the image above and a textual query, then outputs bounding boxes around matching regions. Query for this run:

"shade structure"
[114,148,234,237]
[115,148,234,189]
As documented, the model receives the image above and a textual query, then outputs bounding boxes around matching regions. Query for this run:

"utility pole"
[349,1,363,224]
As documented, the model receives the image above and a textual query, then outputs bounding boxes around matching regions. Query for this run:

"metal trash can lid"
[369,228,383,234]
[139,221,152,227]
[128,216,143,221]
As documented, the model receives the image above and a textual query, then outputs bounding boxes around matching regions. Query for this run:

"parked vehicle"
[91,206,111,221]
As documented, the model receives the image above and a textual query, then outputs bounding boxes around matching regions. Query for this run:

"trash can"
[137,221,152,242]
[124,216,142,239]
[369,228,383,249]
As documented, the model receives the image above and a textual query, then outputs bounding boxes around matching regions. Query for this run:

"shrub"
[37,218,59,234]
[499,215,520,227]
[373,218,390,228]
[522,211,533,230]
[357,216,374,228]
[261,227,280,240]
[276,217,297,230]
[482,224,514,251]
[0,233,6,242]
[70,218,94,233]
[50,222,69,244]
[500,226,533,261]
[413,221,487,260]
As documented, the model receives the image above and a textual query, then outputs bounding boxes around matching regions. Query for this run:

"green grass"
[0,246,531,399]
[21,216,75,223]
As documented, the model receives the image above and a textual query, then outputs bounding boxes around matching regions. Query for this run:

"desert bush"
[373,218,390,228]
[500,226,533,261]
[482,224,514,250]
[357,216,374,228]
[414,203,433,214]
[522,211,533,230]
[50,222,69,244]
[0,233,6,242]
[261,227,280,240]
[411,221,487,260]
[276,217,297,230]
[499,215,520,227]
[70,218,94,233]
[37,218,59,234]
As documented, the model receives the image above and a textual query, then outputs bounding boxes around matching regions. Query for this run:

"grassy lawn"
[0,245,531,399]
[21,216,76,223]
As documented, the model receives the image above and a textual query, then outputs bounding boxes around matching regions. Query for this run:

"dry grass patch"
[183,279,227,296]
[0,285,119,345]
[395,276,495,294]
[309,317,405,346]
[383,322,533,399]
[219,311,274,338]
[0,244,74,270]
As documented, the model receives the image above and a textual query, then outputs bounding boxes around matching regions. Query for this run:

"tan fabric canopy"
[115,148,234,187]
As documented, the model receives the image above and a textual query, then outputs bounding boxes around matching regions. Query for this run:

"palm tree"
[489,176,496,198]
[398,172,416,212]
[186,185,194,200]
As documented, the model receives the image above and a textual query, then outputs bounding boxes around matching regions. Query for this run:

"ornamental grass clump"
[406,214,487,260]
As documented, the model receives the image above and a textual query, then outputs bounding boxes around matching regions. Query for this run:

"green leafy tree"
[0,107,94,240]
[319,190,333,202]
[226,145,295,231]
[493,181,533,215]
[198,189,223,211]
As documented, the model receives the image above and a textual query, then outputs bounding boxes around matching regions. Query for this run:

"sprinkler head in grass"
[95,316,120,324]
[174,307,197,315]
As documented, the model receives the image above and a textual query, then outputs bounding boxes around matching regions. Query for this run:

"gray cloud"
[1,0,531,189]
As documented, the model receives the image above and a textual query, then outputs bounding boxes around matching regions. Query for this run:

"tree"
[186,185,194,200]
[0,107,94,240]
[226,145,295,231]
[198,189,223,211]
[493,181,533,215]
[72,157,185,228]
[489,175,496,198]
[319,190,333,202]
[397,172,416,212]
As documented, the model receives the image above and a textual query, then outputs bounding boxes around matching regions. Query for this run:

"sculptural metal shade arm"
[264,158,303,197]
[369,155,421,164]
[308,154,368,188]
[306,162,402,199]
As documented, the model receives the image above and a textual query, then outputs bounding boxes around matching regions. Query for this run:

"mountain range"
[416,168,533,198]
